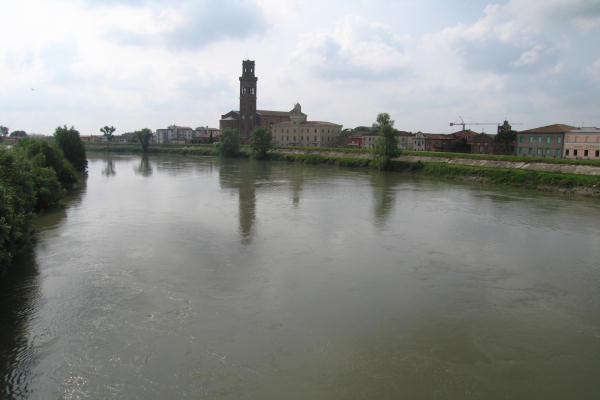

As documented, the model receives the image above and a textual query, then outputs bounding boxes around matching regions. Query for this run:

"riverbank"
[85,144,600,197]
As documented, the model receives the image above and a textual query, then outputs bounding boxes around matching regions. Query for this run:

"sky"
[1,0,599,135]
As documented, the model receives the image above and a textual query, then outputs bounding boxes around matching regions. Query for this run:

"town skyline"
[2,0,599,135]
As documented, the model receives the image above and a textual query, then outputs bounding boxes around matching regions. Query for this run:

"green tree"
[135,128,153,152]
[10,130,27,137]
[249,126,272,159]
[372,113,399,170]
[494,123,517,154]
[0,126,8,137]
[54,125,87,172]
[101,125,115,143]
[217,129,240,157]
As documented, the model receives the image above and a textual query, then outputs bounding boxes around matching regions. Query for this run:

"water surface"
[2,153,600,399]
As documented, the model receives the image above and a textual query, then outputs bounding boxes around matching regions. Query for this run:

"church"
[220,60,292,142]
[219,60,342,145]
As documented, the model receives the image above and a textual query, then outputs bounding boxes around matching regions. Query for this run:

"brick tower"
[239,60,257,140]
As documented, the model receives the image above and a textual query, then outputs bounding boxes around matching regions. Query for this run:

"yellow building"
[272,103,342,147]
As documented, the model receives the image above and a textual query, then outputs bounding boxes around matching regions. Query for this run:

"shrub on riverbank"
[1,139,82,268]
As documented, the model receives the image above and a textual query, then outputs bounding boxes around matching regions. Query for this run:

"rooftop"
[520,124,577,134]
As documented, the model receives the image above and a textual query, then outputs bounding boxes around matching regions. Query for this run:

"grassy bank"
[268,152,600,195]
[276,145,600,166]
[85,144,220,156]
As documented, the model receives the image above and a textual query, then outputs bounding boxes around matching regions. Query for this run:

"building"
[271,103,342,147]
[413,132,425,151]
[516,124,576,158]
[191,126,220,143]
[471,134,495,154]
[396,131,414,151]
[347,134,364,148]
[563,127,600,159]
[425,134,455,152]
[220,60,294,142]
[155,125,193,144]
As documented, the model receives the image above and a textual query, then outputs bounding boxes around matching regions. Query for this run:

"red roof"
[425,134,454,140]
[520,124,577,134]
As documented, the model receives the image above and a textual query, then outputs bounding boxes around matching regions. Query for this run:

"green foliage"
[249,127,272,159]
[494,127,517,154]
[217,129,240,157]
[1,138,82,267]
[372,113,399,170]
[100,125,116,142]
[0,126,8,137]
[134,128,153,152]
[54,125,87,172]
[19,138,78,189]
[10,130,27,137]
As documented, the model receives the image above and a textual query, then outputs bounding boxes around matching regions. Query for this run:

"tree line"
[1,126,87,269]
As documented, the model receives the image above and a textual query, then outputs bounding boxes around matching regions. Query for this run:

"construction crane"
[449,116,522,132]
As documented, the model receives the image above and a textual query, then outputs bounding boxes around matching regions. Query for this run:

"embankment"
[86,144,600,197]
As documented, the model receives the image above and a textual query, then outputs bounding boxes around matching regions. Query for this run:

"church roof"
[256,110,292,117]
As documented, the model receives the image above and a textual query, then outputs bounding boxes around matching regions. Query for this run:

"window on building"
[242,88,247,94]
[556,149,560,156]
[557,137,562,143]
[519,147,523,154]
[529,137,533,143]
[250,88,255,95]
[565,149,569,156]
[584,150,589,156]
[545,148,550,155]
[596,150,599,157]
[546,137,551,143]
[574,149,578,156]
[538,137,542,143]
[537,148,542,155]
[528,147,532,154]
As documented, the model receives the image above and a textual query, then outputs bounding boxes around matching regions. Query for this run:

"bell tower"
[239,60,257,139]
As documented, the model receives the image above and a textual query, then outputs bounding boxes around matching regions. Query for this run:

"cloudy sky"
[1,0,599,135]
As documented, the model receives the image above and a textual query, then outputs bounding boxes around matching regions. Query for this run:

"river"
[2,153,600,399]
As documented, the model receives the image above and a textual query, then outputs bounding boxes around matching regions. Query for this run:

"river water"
[2,153,600,399]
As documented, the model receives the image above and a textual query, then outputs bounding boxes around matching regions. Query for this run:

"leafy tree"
[217,129,240,157]
[101,125,116,142]
[134,128,153,152]
[0,126,8,136]
[494,125,517,154]
[10,130,27,137]
[19,138,78,189]
[372,113,399,170]
[249,126,272,159]
[54,125,87,172]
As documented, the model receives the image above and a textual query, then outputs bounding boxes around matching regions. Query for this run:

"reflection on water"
[2,154,600,399]
[0,252,40,399]
[133,155,153,177]
[101,154,116,177]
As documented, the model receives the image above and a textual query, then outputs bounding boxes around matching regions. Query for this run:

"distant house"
[347,134,364,148]
[155,125,194,144]
[425,134,455,152]
[192,126,220,143]
[413,132,426,151]
[516,124,576,158]
[396,131,414,151]
[471,133,495,154]
[563,127,600,160]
